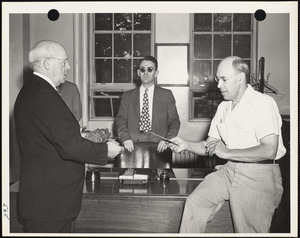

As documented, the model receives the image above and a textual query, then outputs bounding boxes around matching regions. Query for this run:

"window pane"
[94,92,123,117]
[193,60,212,86]
[193,92,222,118]
[95,34,112,57]
[213,60,221,77]
[112,97,122,117]
[133,34,151,57]
[194,13,212,32]
[95,59,112,83]
[213,13,232,32]
[134,13,151,30]
[194,94,213,118]
[114,59,131,83]
[95,13,112,30]
[233,35,251,58]
[114,34,132,57]
[133,59,141,86]
[114,13,132,30]
[194,35,212,58]
[94,98,112,117]
[213,35,231,58]
[233,14,251,31]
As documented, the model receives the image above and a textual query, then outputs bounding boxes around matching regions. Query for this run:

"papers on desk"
[119,188,148,194]
[119,174,149,185]
[119,174,149,180]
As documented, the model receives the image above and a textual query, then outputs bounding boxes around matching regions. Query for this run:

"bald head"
[216,56,249,103]
[29,40,66,67]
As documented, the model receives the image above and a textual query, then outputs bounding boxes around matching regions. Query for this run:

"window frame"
[189,13,256,121]
[155,43,190,86]
[88,13,155,120]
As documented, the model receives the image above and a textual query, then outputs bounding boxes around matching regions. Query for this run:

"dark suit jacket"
[116,85,180,144]
[14,74,108,221]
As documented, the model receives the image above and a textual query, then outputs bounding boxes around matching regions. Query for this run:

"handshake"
[84,128,124,158]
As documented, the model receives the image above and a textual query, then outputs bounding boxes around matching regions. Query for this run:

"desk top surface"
[10,168,214,198]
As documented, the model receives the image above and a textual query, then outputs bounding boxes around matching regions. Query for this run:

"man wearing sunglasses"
[168,56,286,233]
[116,55,180,153]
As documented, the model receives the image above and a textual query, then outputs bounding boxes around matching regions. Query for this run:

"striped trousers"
[179,161,283,233]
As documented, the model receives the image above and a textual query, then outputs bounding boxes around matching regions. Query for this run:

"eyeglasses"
[215,72,241,83]
[139,67,155,73]
[48,57,69,67]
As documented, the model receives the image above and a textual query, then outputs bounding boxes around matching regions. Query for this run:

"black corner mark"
[48,9,60,21]
[255,9,266,21]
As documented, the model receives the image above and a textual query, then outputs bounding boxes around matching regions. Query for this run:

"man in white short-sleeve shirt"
[168,56,286,233]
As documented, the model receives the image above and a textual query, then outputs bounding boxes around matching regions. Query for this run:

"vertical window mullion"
[112,14,115,84]
[90,90,95,118]
[231,14,234,56]
[132,14,134,84]
[211,14,214,75]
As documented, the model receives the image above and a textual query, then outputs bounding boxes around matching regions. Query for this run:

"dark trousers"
[24,219,73,233]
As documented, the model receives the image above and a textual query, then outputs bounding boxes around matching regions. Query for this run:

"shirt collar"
[141,84,155,92]
[33,71,57,91]
[238,84,255,105]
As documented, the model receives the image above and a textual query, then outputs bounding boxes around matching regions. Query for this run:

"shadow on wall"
[23,66,33,85]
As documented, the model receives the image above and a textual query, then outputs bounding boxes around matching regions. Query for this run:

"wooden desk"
[10,168,234,233]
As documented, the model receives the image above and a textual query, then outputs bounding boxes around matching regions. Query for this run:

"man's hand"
[123,139,134,152]
[107,141,124,158]
[157,140,168,152]
[205,139,229,159]
[167,136,189,153]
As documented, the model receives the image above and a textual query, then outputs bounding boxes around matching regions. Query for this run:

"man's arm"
[168,136,218,156]
[166,92,180,139]
[206,133,279,162]
[33,94,121,164]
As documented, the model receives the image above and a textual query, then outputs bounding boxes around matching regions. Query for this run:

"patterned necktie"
[139,88,151,133]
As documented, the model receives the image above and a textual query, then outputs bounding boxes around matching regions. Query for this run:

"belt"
[230,160,278,164]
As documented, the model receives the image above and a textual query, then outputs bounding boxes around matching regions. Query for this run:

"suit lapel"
[131,87,140,118]
[153,85,162,115]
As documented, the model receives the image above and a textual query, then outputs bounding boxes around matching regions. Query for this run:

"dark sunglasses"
[139,67,155,73]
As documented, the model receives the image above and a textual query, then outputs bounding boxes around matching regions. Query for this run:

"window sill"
[189,118,212,122]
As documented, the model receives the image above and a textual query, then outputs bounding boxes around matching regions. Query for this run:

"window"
[190,13,254,120]
[90,13,154,119]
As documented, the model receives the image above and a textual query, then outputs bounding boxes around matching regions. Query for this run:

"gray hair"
[29,40,64,69]
[232,57,250,81]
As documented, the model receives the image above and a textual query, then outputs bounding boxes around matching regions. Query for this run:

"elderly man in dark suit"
[14,40,123,233]
[116,55,180,153]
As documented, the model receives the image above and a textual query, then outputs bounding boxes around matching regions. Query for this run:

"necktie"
[139,88,151,133]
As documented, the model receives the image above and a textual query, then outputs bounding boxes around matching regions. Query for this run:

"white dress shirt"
[33,71,57,91]
[209,84,286,160]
